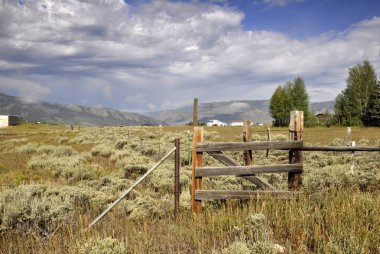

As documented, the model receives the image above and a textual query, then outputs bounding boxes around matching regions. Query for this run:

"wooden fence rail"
[196,141,303,152]
[195,190,297,200]
[301,145,380,152]
[195,164,303,177]
[197,143,380,153]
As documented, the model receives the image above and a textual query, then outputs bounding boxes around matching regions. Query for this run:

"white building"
[0,115,23,128]
[206,119,227,126]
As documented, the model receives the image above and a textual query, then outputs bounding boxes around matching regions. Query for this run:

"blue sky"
[0,0,379,112]
[237,0,380,38]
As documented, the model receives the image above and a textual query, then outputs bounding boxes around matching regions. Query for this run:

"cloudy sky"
[0,0,379,112]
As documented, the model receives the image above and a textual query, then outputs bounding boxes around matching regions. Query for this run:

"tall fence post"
[193,98,198,126]
[192,127,203,214]
[174,138,180,218]
[288,110,303,190]
[243,120,253,165]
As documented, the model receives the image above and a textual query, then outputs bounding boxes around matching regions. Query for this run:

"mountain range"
[0,92,334,126]
[0,92,161,126]
[146,100,334,125]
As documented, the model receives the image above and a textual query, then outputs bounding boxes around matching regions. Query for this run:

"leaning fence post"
[288,110,303,190]
[89,147,176,228]
[192,127,203,214]
[174,138,180,218]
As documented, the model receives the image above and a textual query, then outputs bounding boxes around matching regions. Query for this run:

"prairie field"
[0,124,379,253]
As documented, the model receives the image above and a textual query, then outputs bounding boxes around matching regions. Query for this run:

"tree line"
[270,60,380,127]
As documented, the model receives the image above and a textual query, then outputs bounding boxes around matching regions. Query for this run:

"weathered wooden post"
[191,98,203,214]
[193,98,198,126]
[288,110,303,190]
[192,127,203,214]
[266,127,271,158]
[346,127,351,146]
[243,120,253,165]
[174,138,180,218]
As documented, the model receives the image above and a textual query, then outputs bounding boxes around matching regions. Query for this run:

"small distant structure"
[230,121,244,126]
[315,113,327,122]
[206,119,227,127]
[0,115,23,128]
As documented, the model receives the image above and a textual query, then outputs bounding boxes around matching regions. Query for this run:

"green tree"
[291,77,310,119]
[334,60,378,126]
[270,77,313,127]
[269,86,293,126]
[366,80,380,126]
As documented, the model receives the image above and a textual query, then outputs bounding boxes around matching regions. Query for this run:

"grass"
[0,123,379,253]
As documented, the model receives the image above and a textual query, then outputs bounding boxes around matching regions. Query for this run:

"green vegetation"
[0,123,379,253]
[270,77,316,127]
[335,60,379,126]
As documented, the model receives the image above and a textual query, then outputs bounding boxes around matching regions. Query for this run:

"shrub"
[272,134,287,141]
[78,237,127,254]
[123,165,148,179]
[91,144,115,158]
[53,145,77,157]
[0,185,74,234]
[28,155,101,182]
[82,176,133,197]
[36,145,57,154]
[251,241,277,254]
[14,143,40,153]
[115,139,128,150]
[249,213,266,228]
[58,137,69,144]
[222,241,251,254]
[148,165,191,194]
[140,147,157,156]
[125,194,173,220]
[357,138,369,146]
[329,138,346,146]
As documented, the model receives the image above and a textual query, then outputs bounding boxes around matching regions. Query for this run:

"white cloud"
[225,102,250,113]
[0,0,379,111]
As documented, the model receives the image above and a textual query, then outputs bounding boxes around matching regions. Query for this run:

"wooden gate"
[191,111,304,214]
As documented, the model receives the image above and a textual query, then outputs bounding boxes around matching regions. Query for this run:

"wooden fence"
[191,110,380,214]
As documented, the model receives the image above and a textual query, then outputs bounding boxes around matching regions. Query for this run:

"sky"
[0,0,379,112]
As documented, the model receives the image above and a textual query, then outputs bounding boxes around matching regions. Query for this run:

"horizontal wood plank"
[207,151,275,190]
[196,141,303,152]
[301,146,380,152]
[195,190,298,200]
[195,164,303,177]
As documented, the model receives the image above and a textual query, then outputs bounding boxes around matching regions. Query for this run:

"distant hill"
[0,92,163,126]
[146,100,335,125]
